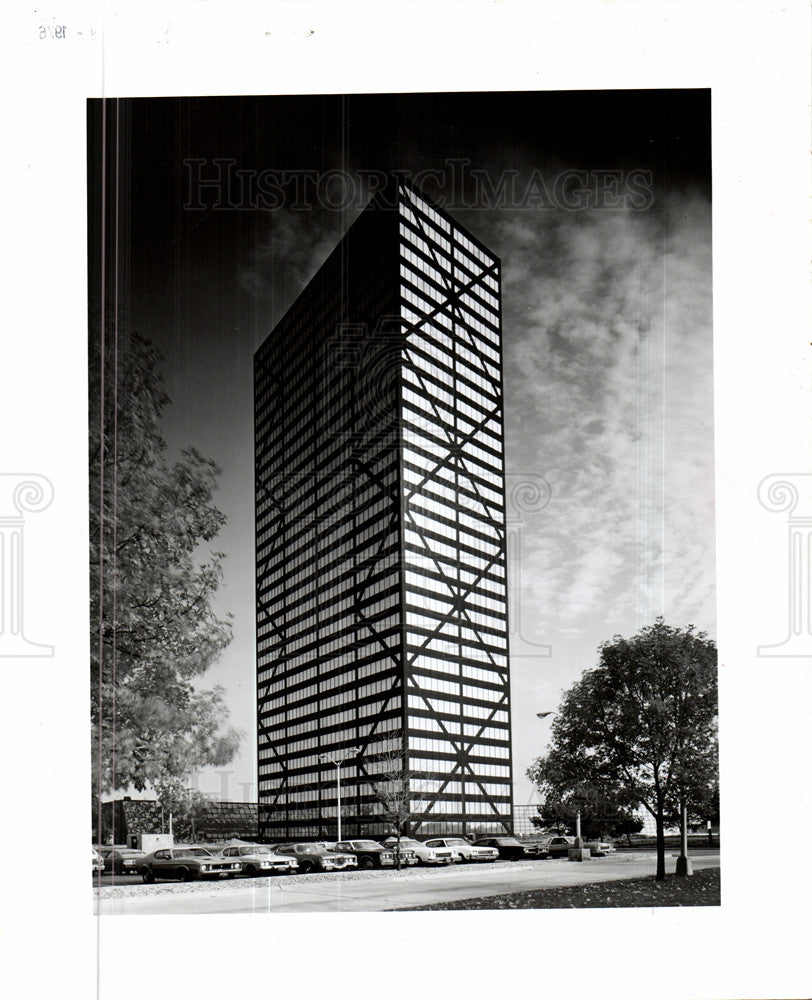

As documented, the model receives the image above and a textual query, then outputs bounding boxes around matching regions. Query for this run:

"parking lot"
[94,848,721,914]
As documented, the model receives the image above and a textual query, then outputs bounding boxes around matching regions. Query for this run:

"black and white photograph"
[0,3,809,1000]
[89,90,719,915]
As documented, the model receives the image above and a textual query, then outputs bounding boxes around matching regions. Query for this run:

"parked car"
[92,848,104,876]
[138,846,243,883]
[332,839,405,870]
[270,843,358,874]
[99,847,146,875]
[422,837,499,863]
[544,835,616,857]
[472,836,542,861]
[220,844,299,876]
[383,837,455,865]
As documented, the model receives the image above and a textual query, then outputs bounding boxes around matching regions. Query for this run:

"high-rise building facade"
[255,180,512,841]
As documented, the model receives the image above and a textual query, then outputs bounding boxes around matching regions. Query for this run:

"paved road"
[95,851,720,915]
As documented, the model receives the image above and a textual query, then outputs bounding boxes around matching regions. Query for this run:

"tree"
[526,618,717,880]
[154,780,211,842]
[89,323,242,800]
[365,733,439,869]
[528,779,644,842]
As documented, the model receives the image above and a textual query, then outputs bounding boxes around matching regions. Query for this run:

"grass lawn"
[391,866,721,910]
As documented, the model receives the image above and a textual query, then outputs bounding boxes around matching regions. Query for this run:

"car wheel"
[298,860,313,874]
[141,868,155,884]
[180,868,194,882]
[244,864,256,877]
[359,856,375,871]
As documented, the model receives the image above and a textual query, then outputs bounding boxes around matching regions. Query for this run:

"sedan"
[472,836,540,861]
[220,844,299,876]
[271,843,358,874]
[383,837,455,865]
[422,837,499,863]
[100,847,146,875]
[138,846,243,883]
[545,835,616,857]
[92,848,104,876]
[333,839,417,870]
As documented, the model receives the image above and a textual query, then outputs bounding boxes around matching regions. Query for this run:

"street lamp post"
[676,799,694,877]
[318,748,360,842]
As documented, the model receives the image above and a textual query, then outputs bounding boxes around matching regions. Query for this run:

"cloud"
[235,179,715,653]
[482,194,715,647]
[238,208,358,333]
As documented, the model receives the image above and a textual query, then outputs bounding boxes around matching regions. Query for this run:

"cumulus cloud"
[473,194,715,647]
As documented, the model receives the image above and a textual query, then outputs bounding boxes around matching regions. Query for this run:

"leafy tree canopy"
[529,780,644,841]
[527,618,718,878]
[90,325,241,797]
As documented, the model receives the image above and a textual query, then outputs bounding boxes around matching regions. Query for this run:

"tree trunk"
[654,809,666,881]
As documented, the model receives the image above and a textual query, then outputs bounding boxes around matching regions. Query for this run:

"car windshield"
[178,848,213,857]
[242,846,269,855]
[446,839,469,846]
[497,838,522,846]
[294,845,325,855]
[350,841,381,850]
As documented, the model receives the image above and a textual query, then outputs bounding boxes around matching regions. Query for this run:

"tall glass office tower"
[255,180,512,841]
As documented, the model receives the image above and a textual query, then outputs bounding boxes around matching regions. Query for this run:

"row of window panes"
[403,547,506,586]
[404,420,503,478]
[408,692,459,716]
[406,324,457,367]
[402,284,442,323]
[456,277,499,321]
[411,662,506,698]
[406,605,506,637]
[400,205,452,256]
[410,673,459,697]
[455,230,496,270]
[407,331,500,407]
[401,245,449,289]
[400,202,451,253]
[402,550,506,595]
[403,526,504,567]
[458,298,499,342]
[401,364,455,411]
[411,633,506,660]
[454,335,497,383]
[402,187,451,232]
[400,264,449,308]
[404,342,456,394]
[399,222,439,268]
[405,506,504,556]
[402,468,502,519]
[412,715,462,735]
[408,736,459,755]
[456,306,499,353]
[452,266,499,312]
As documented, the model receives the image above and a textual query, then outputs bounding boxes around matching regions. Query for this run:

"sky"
[90,90,714,809]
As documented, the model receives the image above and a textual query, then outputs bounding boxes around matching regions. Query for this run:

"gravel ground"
[94,859,566,899]
[94,853,679,900]
[390,866,722,910]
